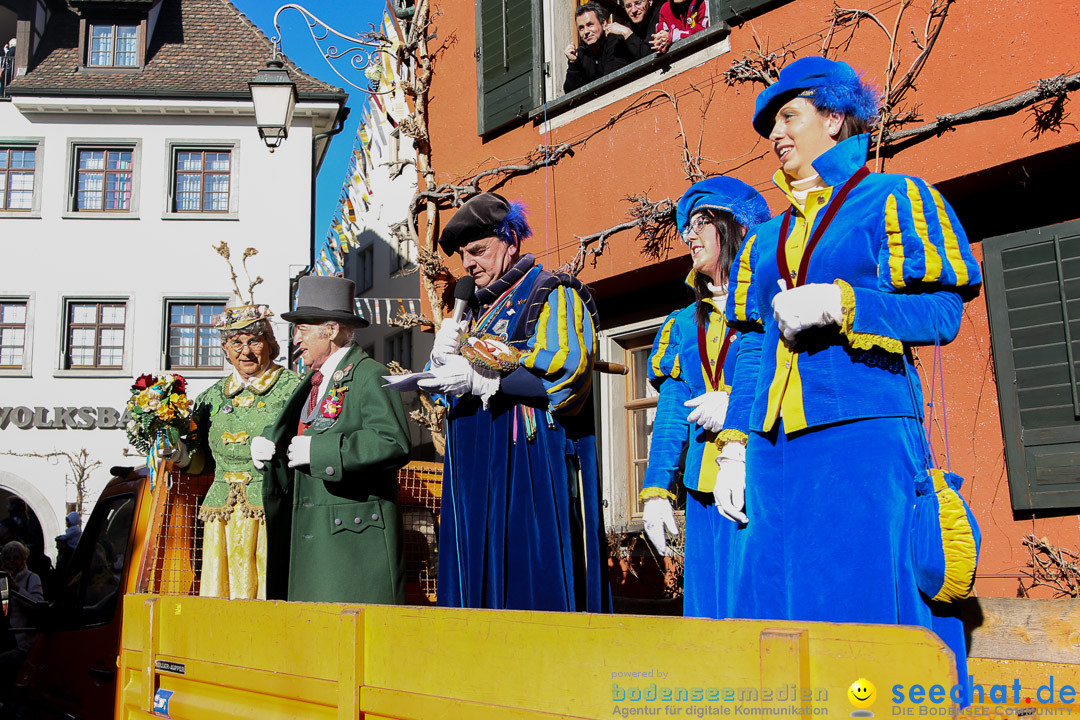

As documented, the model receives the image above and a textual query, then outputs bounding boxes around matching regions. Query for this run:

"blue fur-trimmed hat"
[676,176,772,233]
[752,56,880,138]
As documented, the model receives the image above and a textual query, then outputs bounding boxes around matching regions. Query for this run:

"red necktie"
[306,370,324,417]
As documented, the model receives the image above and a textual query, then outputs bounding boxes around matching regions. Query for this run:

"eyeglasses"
[624,0,648,8]
[225,338,266,353]
[681,214,711,242]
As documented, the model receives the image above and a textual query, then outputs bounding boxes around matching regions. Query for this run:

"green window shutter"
[984,218,1080,511]
[476,0,541,136]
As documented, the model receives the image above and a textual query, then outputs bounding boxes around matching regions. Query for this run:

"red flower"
[173,375,187,394]
[133,374,156,391]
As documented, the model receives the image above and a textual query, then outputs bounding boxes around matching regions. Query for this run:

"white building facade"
[0,0,344,559]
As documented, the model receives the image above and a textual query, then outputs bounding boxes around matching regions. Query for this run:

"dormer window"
[88,24,139,67]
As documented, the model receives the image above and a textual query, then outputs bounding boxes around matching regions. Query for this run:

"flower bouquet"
[125,373,194,456]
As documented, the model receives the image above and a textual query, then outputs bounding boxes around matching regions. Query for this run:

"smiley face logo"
[848,678,876,713]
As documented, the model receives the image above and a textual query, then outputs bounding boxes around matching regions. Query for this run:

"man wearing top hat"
[250,275,410,604]
[418,192,610,613]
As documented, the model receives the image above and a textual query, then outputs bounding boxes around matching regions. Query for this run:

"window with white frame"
[165,301,225,370]
[0,147,36,212]
[88,24,140,67]
[64,300,127,369]
[598,318,682,530]
[0,301,28,369]
[391,233,417,274]
[172,149,231,213]
[72,146,135,212]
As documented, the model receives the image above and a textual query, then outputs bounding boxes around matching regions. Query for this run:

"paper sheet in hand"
[382,372,435,392]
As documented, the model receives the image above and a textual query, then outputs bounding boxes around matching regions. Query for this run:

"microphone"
[450,276,476,324]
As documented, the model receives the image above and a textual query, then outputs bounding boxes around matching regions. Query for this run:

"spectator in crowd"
[253,276,410,605]
[0,541,44,705]
[1,39,14,91]
[563,2,635,93]
[419,192,610,613]
[606,0,664,60]
[654,0,710,54]
[54,511,82,574]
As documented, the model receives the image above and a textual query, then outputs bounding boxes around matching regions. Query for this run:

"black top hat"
[281,275,370,327]
[438,192,511,255]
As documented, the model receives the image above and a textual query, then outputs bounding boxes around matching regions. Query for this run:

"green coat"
[187,364,301,521]
[261,344,410,604]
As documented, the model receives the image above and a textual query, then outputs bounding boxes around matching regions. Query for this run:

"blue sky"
[232,0,388,250]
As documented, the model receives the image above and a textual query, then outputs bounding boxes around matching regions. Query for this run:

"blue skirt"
[683,488,735,619]
[729,416,968,692]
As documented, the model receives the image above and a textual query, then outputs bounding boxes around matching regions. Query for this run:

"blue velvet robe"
[643,283,740,618]
[437,257,611,613]
[722,134,981,695]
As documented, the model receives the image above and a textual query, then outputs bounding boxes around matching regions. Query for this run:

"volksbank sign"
[0,406,131,430]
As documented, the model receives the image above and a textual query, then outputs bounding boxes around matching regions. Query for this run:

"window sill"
[532,25,731,131]
[54,368,131,379]
[161,212,239,221]
[60,211,140,220]
[0,211,40,219]
[78,66,144,74]
[0,368,31,378]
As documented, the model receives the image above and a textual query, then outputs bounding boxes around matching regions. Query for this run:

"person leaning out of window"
[563,2,636,93]
[653,0,709,54]
[605,0,664,60]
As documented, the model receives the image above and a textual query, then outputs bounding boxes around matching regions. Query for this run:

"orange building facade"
[420,0,1080,598]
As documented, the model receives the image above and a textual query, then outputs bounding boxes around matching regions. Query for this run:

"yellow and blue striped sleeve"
[726,232,763,328]
[836,179,979,353]
[519,285,596,415]
[647,310,682,389]
[880,178,981,292]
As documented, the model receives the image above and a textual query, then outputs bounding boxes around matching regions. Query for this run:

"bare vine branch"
[1019,534,1080,599]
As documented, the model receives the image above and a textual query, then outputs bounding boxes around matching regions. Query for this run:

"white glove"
[430,318,468,366]
[287,435,312,468]
[156,441,190,468]
[684,391,730,433]
[250,436,276,470]
[771,281,843,343]
[642,497,679,556]
[714,442,748,524]
[417,354,500,409]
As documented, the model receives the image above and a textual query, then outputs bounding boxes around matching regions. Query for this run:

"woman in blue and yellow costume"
[179,299,300,599]
[716,57,981,689]
[641,177,771,619]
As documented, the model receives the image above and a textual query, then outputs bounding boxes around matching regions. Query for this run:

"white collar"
[312,343,354,394]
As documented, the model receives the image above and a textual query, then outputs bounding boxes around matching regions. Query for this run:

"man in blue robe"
[419,192,610,613]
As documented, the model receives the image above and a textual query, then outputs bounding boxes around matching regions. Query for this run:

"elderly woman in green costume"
[179,301,300,599]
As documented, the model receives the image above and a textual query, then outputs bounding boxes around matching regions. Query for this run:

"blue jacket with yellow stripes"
[642,290,737,496]
[723,133,981,437]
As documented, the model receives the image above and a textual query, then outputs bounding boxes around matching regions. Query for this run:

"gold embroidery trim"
[639,487,678,503]
[714,429,748,449]
[834,279,905,355]
[223,471,253,484]
[221,431,249,445]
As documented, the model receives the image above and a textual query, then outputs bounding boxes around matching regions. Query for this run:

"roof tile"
[8,0,344,99]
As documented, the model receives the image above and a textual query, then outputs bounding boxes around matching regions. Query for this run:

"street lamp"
[249,59,297,152]
[249,4,396,151]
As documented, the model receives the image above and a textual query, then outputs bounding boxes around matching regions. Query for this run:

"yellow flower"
[158,404,176,421]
